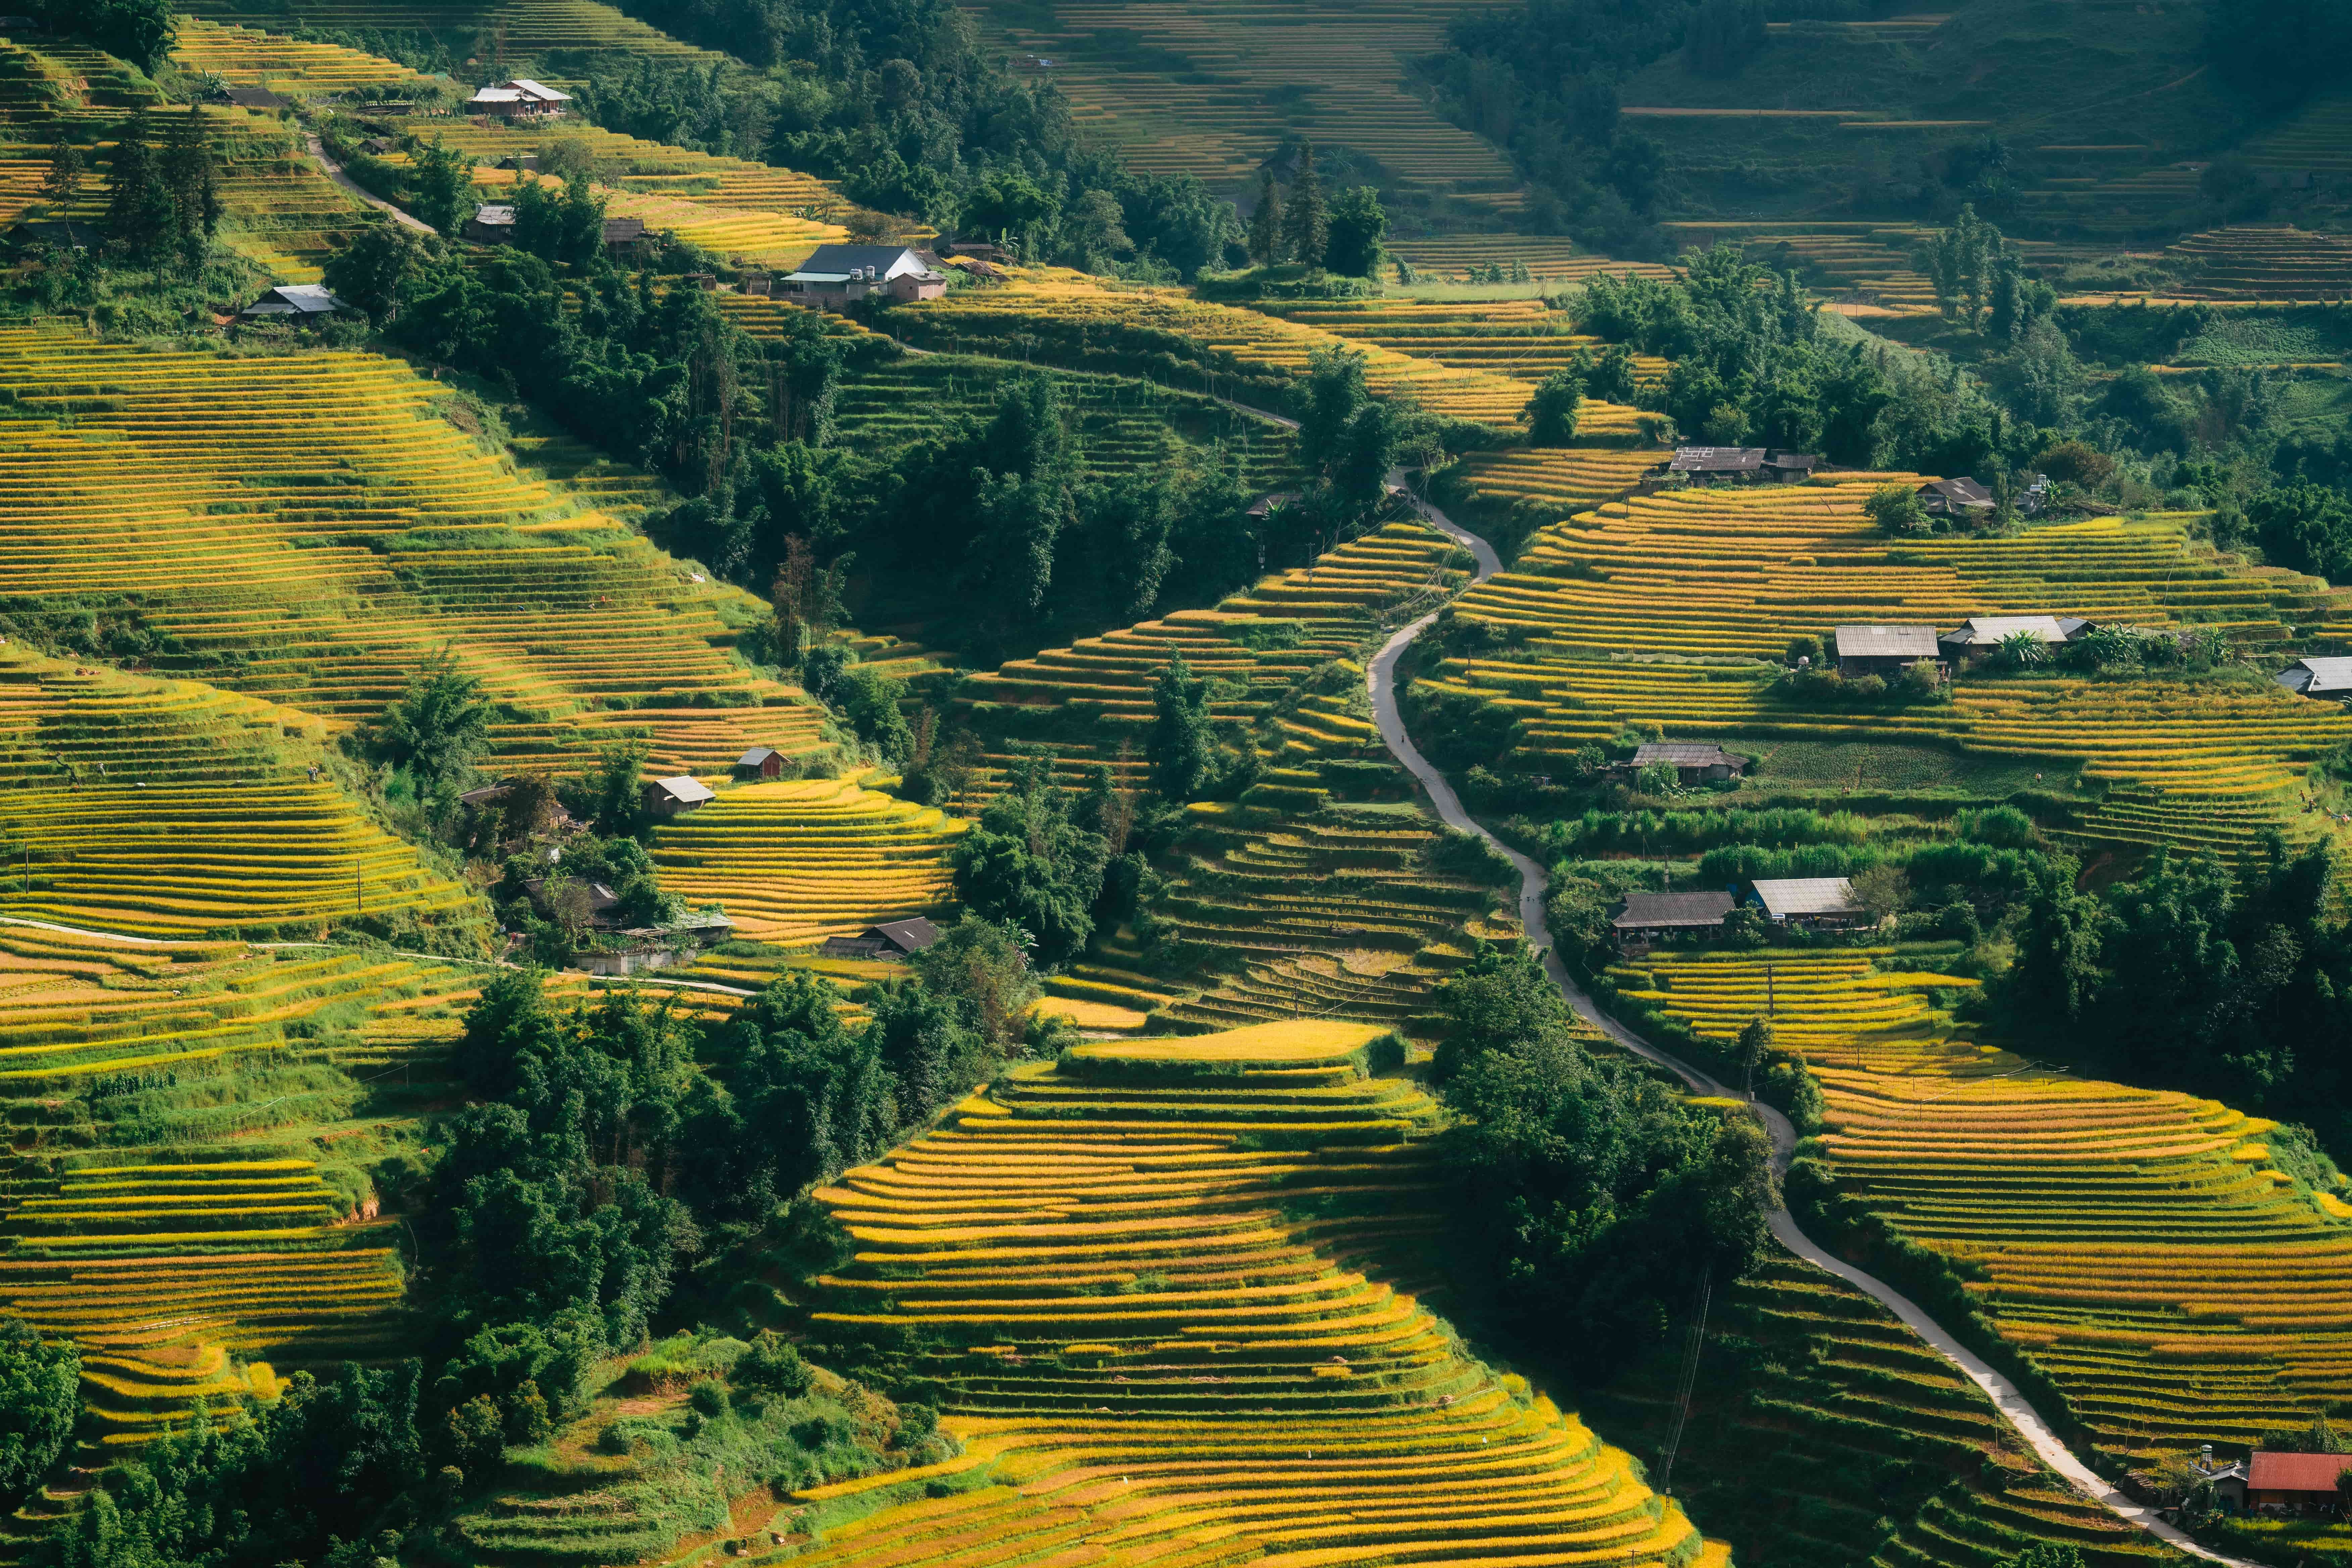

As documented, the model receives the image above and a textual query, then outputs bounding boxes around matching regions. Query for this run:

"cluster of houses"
[1613,876,1869,951]
[1828,614,2095,682]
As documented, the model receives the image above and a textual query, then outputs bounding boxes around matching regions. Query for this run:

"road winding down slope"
[1372,476,2250,1568]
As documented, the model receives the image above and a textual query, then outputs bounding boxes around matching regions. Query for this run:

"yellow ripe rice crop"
[786,1019,1713,1568]
[1617,942,2352,1453]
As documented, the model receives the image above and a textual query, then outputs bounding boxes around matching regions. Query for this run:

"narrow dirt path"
[305,132,438,236]
[1368,479,2246,1568]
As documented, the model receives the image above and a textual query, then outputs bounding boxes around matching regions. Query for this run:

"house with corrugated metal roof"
[1938,616,2077,656]
[820,918,945,960]
[469,79,571,119]
[1613,891,1735,951]
[1751,877,1868,931]
[1626,741,1749,785]
[1834,624,1942,680]
[2278,657,2352,699]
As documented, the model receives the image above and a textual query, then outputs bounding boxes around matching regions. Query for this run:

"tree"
[512,174,606,267]
[39,0,175,73]
[1865,483,1931,536]
[945,756,1109,967]
[409,138,476,237]
[1247,168,1283,265]
[36,136,81,213]
[368,649,494,797]
[2248,484,2352,583]
[1148,653,1216,802]
[1850,863,1910,926]
[1523,369,1583,446]
[323,223,429,322]
[0,1319,75,1502]
[910,914,1038,1055]
[1297,344,1371,480]
[1322,185,1386,276]
[158,106,221,261]
[1279,142,1327,270]
[1914,205,1998,330]
[103,110,172,258]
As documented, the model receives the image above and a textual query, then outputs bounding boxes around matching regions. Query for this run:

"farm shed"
[1627,741,1749,784]
[2245,1451,2352,1511]
[464,204,515,243]
[1751,877,1867,930]
[643,776,716,815]
[1834,624,1941,680]
[779,245,947,307]
[1939,616,2074,654]
[241,284,349,320]
[521,878,622,926]
[1655,448,1818,485]
[819,917,944,960]
[1917,477,1995,517]
[1612,891,1735,949]
[2277,656,2352,698]
[602,216,649,257]
[220,85,288,111]
[736,746,787,779]
[469,79,571,119]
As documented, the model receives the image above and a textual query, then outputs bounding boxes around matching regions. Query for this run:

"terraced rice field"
[1149,805,1516,1036]
[891,272,1565,430]
[465,164,847,265]
[966,519,1469,790]
[171,16,431,93]
[1421,476,2352,855]
[2159,226,2352,303]
[648,777,966,946]
[829,353,1305,489]
[2233,90,2352,179]
[0,35,375,277]
[0,649,474,940]
[1610,945,2352,1457]
[183,0,723,63]
[1586,1254,2174,1568]
[0,925,492,1461]
[965,0,1520,206]
[1247,297,1663,433]
[1438,447,1667,530]
[0,327,824,777]
[400,117,842,220]
[1385,236,1677,284]
[794,1024,1719,1568]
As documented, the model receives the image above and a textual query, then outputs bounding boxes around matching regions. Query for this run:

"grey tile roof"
[1670,446,1766,473]
[1614,891,1736,929]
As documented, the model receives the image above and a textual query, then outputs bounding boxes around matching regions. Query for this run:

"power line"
[1657,1269,1713,1498]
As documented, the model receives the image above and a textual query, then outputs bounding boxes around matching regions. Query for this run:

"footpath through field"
[1369,474,2254,1568]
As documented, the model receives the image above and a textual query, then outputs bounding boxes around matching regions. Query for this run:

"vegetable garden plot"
[1617,945,2352,1455]
[792,1030,1714,1568]
[0,328,820,777]
[647,777,965,945]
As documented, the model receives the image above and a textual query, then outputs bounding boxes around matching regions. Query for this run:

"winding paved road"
[1368,479,2247,1567]
[305,133,437,236]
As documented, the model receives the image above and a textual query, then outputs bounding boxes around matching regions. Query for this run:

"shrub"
[1865,484,1930,536]
[734,1331,815,1398]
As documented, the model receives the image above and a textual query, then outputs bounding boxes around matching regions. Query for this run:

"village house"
[1938,615,2078,657]
[218,85,289,112]
[1653,447,1821,485]
[777,244,947,306]
[1833,624,1943,681]
[602,215,649,258]
[1613,890,1735,951]
[1625,741,1750,785]
[1918,477,1995,518]
[736,746,788,779]
[2245,1451,2352,1512]
[1246,492,1301,519]
[2277,656,2352,699]
[1751,877,1869,931]
[468,79,571,119]
[463,203,515,243]
[241,283,349,322]
[642,776,715,815]
[819,917,944,961]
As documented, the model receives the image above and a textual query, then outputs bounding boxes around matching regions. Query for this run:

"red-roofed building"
[2248,1451,2352,1509]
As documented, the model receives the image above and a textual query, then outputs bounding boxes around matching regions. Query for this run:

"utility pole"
[1766,963,1775,1018]
[354,857,362,916]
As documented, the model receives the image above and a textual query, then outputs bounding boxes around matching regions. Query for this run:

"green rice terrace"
[0,0,2349,1566]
